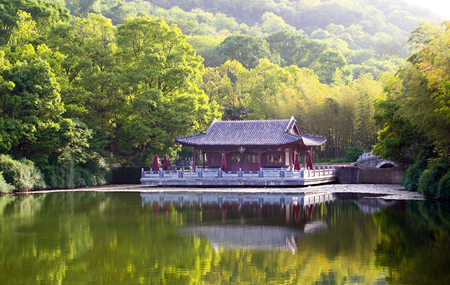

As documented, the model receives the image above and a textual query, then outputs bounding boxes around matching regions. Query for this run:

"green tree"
[348,73,382,149]
[0,52,91,163]
[186,35,225,67]
[261,12,295,34]
[212,12,239,33]
[247,59,291,120]
[65,0,98,17]
[114,16,220,162]
[46,14,120,157]
[371,30,408,58]
[0,0,69,45]
[219,34,279,69]
[265,30,352,84]
[371,21,450,195]
[311,49,351,84]
[199,60,250,120]
[411,21,450,153]
[266,30,329,69]
[372,72,418,163]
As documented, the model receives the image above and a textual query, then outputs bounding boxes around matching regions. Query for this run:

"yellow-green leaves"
[112,16,219,161]
[200,59,383,159]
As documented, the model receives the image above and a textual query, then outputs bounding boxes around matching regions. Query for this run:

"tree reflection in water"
[0,192,448,284]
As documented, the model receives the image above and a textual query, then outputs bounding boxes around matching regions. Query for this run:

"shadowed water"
[0,191,449,284]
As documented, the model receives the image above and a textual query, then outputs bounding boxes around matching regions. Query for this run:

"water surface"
[0,191,449,284]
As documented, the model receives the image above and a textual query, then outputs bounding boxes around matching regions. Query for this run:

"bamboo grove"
[199,59,382,160]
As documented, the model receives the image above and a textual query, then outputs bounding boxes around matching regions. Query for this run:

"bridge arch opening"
[379,163,395,168]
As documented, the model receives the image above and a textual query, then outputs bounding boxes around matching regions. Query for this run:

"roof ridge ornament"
[285,116,296,133]
[206,118,219,134]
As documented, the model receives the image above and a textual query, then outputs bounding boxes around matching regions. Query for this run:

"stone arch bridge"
[356,152,399,168]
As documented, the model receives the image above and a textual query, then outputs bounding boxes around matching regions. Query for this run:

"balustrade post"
[198,168,203,178]
[141,168,144,178]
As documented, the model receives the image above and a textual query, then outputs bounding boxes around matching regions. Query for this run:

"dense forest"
[0,0,449,197]
[67,0,440,80]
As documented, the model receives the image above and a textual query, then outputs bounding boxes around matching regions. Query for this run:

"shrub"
[0,172,14,193]
[72,166,86,187]
[79,154,111,186]
[417,158,450,199]
[418,169,437,198]
[0,155,46,191]
[40,154,111,189]
[437,171,450,200]
[344,143,366,162]
[40,161,76,189]
[403,158,428,192]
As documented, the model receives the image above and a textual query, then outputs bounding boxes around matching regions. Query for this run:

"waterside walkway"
[140,166,337,186]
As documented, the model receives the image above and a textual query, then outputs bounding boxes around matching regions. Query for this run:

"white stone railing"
[142,166,336,179]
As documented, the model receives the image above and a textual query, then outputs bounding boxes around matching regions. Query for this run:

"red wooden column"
[202,152,204,168]
[303,148,306,169]
[289,146,293,171]
[308,147,311,168]
[258,147,262,170]
[193,146,196,171]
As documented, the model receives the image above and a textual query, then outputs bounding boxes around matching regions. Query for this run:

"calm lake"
[0,191,449,284]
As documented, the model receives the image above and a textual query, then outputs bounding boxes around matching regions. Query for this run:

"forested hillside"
[1,0,449,195]
[67,0,441,80]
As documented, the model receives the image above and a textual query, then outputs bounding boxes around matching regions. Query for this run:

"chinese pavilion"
[175,116,327,171]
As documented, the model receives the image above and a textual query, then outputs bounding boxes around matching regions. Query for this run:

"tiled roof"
[176,117,326,146]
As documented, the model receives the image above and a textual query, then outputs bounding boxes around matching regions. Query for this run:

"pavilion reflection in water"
[140,192,334,209]
[140,192,397,254]
[180,224,327,254]
[141,192,333,254]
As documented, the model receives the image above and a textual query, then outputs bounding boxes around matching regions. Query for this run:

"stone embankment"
[336,166,406,184]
